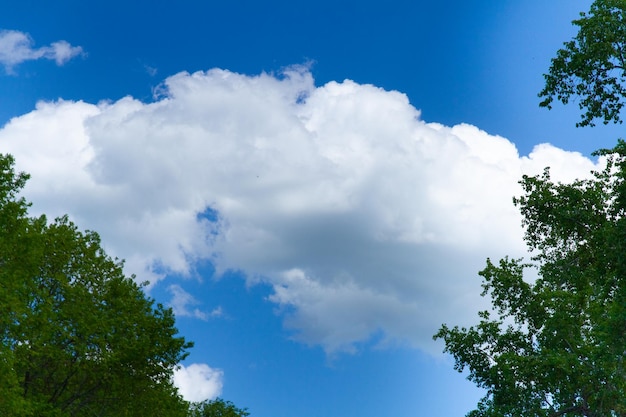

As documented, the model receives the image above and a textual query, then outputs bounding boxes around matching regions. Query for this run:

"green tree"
[0,153,192,416]
[0,154,33,416]
[436,2,626,415]
[539,0,626,127]
[188,398,250,417]
[435,142,626,416]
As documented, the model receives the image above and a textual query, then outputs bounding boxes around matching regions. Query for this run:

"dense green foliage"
[437,2,626,415]
[435,143,626,416]
[0,153,193,416]
[189,398,250,417]
[539,0,626,127]
[436,1,626,414]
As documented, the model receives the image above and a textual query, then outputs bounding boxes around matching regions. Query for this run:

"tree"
[435,2,626,415]
[188,398,250,417]
[435,141,626,416]
[0,153,193,416]
[539,0,626,127]
[0,154,33,416]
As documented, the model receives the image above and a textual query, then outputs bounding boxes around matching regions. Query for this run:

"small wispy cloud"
[0,30,84,73]
[167,284,222,320]
[144,64,157,76]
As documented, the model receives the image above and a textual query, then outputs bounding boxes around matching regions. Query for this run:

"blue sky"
[0,1,619,416]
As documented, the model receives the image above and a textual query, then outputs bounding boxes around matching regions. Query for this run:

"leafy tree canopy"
[188,398,250,417]
[437,2,626,415]
[540,0,626,127]
[435,141,626,416]
[0,153,193,416]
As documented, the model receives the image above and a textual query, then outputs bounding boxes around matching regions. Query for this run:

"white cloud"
[168,284,222,320]
[0,67,603,354]
[173,363,223,402]
[0,30,84,72]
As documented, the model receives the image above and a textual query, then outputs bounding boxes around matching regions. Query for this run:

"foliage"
[439,2,626,414]
[539,0,626,127]
[188,398,250,417]
[0,153,192,416]
[435,141,626,416]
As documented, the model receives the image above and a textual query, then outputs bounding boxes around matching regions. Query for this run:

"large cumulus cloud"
[0,67,602,354]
